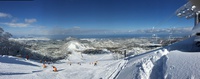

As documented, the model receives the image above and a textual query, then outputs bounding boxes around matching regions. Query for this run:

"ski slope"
[0,53,126,79]
[1,36,200,79]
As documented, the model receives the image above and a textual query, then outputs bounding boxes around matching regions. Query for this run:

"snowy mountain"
[6,37,155,61]
[1,36,200,79]
[62,40,92,51]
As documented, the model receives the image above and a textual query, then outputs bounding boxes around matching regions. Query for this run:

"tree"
[0,27,12,41]
[0,27,4,34]
[3,32,12,39]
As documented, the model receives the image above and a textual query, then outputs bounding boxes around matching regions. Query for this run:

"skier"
[26,55,29,60]
[40,60,42,63]
[78,62,81,65]
[52,66,58,72]
[68,62,72,66]
[94,61,98,66]
[43,63,47,68]
[69,62,72,66]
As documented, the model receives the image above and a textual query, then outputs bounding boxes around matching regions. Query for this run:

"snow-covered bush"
[0,27,12,42]
[0,33,30,55]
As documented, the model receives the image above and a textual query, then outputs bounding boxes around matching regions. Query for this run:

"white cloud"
[3,23,29,27]
[1,18,37,28]
[0,12,37,28]
[73,26,80,29]
[137,27,192,34]
[0,12,12,18]
[7,26,50,35]
[25,18,37,23]
[47,27,112,35]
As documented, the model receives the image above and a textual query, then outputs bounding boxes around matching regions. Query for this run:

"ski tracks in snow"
[116,48,169,79]
[107,60,128,79]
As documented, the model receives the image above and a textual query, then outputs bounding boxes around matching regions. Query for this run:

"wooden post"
[124,50,126,57]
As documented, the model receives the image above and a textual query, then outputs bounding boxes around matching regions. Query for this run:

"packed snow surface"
[0,54,126,79]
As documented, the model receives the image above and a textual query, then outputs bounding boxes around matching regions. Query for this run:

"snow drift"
[116,48,169,79]
[116,36,200,79]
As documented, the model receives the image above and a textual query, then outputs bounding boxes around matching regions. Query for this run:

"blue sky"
[0,0,193,35]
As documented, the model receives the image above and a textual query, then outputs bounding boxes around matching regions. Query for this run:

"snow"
[0,53,125,79]
[165,50,200,79]
[64,41,92,51]
[116,36,200,79]
[9,37,50,41]
[116,48,169,79]
[8,37,151,61]
[2,36,200,79]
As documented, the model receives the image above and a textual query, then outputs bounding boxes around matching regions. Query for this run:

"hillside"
[1,37,199,79]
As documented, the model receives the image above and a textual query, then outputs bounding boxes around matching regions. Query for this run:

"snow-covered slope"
[60,40,94,61]
[165,50,200,79]
[116,48,169,79]
[62,40,92,51]
[165,36,200,52]
[116,36,200,79]
[1,36,200,79]
[0,53,127,79]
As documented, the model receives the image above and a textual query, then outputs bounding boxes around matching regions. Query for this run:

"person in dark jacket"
[26,55,29,60]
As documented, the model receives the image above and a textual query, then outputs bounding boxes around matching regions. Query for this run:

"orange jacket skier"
[52,66,57,72]
[43,63,47,68]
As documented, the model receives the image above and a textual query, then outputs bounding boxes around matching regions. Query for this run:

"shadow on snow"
[0,56,39,67]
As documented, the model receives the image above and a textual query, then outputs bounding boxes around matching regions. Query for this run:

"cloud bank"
[0,12,12,18]
[25,18,37,23]
[0,12,37,28]
[47,26,111,35]
[2,22,29,27]
[136,27,192,34]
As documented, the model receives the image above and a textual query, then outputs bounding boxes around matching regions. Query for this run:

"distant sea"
[13,33,191,40]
